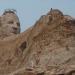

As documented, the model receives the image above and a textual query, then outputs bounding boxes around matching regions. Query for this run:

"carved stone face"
[0,12,20,35]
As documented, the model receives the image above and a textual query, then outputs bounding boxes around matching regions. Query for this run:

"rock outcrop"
[0,8,75,75]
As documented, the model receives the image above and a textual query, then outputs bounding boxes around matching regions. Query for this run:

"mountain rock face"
[0,9,75,75]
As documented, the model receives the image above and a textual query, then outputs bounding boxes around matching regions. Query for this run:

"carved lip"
[11,30,18,34]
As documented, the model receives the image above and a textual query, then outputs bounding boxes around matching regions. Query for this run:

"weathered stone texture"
[0,9,75,75]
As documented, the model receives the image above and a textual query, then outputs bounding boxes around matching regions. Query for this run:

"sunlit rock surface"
[0,9,75,75]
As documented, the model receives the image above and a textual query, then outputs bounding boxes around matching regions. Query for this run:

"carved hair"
[3,9,17,15]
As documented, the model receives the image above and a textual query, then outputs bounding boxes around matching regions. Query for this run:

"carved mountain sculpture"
[0,9,20,39]
[0,9,75,75]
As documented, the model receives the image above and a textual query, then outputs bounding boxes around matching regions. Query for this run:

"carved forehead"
[48,9,63,16]
[3,13,19,22]
[0,11,19,24]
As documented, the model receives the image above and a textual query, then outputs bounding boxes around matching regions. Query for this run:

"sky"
[0,0,75,32]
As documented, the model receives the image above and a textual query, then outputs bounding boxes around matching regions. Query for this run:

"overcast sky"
[0,0,75,32]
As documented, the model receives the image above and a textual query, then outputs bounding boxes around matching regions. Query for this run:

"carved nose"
[13,27,18,31]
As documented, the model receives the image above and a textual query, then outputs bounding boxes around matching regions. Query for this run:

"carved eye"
[17,22,20,26]
[8,21,14,24]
